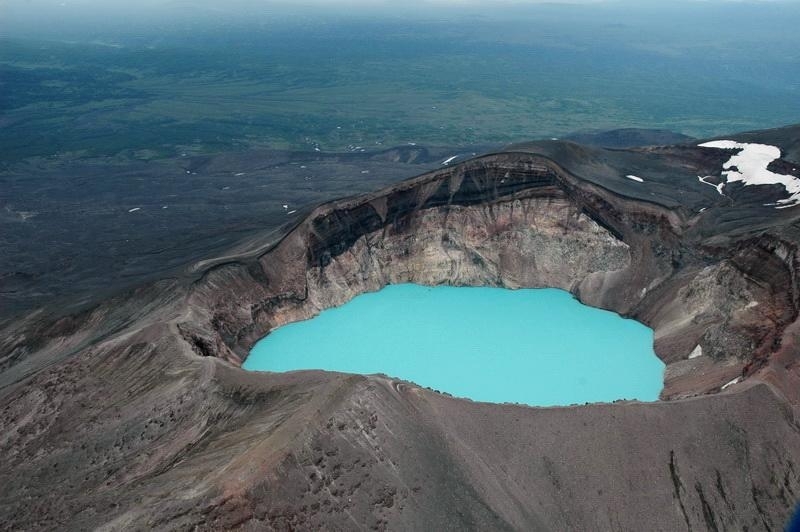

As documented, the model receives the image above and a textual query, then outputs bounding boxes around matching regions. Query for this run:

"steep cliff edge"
[180,151,797,399]
[2,132,800,530]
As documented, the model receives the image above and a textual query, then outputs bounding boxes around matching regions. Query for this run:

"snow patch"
[697,175,725,195]
[698,140,800,208]
[625,175,644,183]
[688,345,703,359]
[721,376,742,390]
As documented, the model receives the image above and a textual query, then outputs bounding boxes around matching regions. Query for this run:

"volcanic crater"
[2,128,800,530]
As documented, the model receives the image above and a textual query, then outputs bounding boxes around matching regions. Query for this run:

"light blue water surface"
[244,284,664,406]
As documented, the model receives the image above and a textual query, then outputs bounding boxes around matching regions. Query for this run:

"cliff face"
[2,136,800,530]
[182,152,794,399]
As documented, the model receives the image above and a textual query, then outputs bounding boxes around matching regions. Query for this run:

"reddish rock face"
[2,132,800,530]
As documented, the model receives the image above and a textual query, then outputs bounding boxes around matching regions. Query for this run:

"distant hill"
[564,128,694,148]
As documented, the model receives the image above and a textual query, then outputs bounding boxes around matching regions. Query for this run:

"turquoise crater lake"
[244,284,664,406]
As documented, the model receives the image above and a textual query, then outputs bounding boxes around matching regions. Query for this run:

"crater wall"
[180,153,796,399]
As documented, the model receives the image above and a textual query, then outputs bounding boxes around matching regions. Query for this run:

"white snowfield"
[625,175,644,183]
[698,140,800,208]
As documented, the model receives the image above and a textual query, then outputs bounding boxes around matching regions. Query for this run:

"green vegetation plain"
[2,2,799,164]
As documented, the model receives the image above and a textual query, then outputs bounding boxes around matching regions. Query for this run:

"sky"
[0,0,778,18]
[2,0,798,44]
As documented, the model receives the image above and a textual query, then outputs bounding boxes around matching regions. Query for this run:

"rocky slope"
[2,127,800,530]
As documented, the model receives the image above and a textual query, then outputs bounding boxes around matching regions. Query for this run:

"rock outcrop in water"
[2,126,800,530]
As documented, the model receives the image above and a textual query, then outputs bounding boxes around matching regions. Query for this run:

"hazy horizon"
[4,0,800,41]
